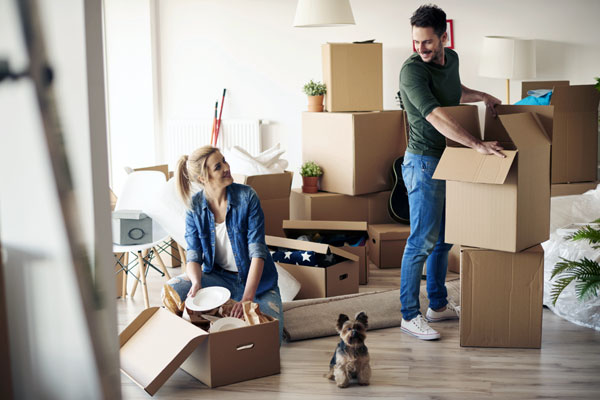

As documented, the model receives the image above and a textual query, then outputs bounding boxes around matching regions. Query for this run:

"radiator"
[165,119,262,167]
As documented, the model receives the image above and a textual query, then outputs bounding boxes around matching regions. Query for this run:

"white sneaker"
[425,301,460,322]
[401,315,441,340]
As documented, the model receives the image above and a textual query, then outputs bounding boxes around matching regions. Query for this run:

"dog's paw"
[358,381,370,386]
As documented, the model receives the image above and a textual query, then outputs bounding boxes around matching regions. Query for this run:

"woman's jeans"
[165,267,285,342]
[400,152,453,321]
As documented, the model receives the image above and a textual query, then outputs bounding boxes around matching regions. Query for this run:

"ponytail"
[176,155,192,206]
[176,145,219,207]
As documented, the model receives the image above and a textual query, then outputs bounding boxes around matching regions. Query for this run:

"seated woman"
[165,145,284,341]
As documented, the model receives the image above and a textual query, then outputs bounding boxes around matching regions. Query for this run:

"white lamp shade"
[293,0,355,27]
[479,36,536,80]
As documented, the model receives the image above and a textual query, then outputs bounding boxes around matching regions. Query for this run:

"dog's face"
[336,312,368,347]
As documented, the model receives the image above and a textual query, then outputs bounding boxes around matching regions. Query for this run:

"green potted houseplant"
[300,161,323,193]
[303,79,327,112]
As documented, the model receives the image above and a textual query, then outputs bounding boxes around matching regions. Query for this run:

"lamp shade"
[293,0,355,27]
[479,36,536,79]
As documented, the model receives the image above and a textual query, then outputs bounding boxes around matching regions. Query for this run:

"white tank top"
[214,221,238,272]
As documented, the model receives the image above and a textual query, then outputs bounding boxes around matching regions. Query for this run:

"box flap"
[282,220,368,236]
[265,235,358,261]
[498,113,551,149]
[442,105,482,147]
[521,80,569,99]
[486,105,555,142]
[432,147,517,184]
[120,307,208,396]
[232,171,293,200]
[551,84,600,111]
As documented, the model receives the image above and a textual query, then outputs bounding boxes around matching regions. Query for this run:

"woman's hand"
[230,301,245,319]
[187,280,201,299]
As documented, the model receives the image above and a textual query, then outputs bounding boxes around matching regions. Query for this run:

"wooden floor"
[117,262,600,400]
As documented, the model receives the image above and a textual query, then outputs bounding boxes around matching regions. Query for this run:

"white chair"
[113,170,172,308]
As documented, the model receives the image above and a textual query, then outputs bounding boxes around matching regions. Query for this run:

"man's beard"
[421,42,444,64]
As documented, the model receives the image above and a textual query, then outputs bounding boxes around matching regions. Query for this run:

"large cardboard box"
[322,42,383,112]
[290,189,394,224]
[460,245,544,348]
[521,81,600,183]
[233,171,293,237]
[367,224,410,269]
[551,181,599,197]
[433,106,551,253]
[282,220,369,285]
[266,235,359,299]
[120,307,280,395]
[302,111,407,196]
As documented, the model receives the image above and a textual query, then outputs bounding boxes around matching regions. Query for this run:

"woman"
[165,145,284,341]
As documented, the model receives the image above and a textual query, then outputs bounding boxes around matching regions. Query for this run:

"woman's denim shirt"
[185,183,278,295]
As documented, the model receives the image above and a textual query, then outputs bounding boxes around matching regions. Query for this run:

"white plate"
[185,286,231,312]
[209,317,248,333]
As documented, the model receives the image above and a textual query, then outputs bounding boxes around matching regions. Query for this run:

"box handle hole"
[339,273,348,281]
[237,343,255,351]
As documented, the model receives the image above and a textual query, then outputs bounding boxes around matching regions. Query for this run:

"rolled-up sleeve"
[246,188,269,259]
[400,63,440,118]
[184,210,203,264]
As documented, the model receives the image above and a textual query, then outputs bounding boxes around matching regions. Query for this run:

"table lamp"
[293,0,355,27]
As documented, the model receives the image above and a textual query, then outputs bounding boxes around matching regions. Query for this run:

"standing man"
[398,4,504,340]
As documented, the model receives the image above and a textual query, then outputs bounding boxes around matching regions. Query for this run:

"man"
[398,4,504,340]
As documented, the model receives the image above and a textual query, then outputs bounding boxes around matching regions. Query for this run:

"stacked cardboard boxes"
[433,105,552,348]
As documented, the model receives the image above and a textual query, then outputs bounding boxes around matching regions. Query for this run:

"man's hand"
[482,93,502,117]
[476,140,505,158]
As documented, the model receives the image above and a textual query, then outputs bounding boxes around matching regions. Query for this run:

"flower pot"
[302,176,319,193]
[307,95,324,112]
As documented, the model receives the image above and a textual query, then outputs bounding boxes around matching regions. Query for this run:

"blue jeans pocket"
[402,162,415,192]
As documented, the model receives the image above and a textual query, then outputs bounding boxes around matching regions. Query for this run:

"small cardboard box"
[233,171,293,237]
[460,245,544,348]
[282,220,369,285]
[266,235,359,299]
[433,106,551,253]
[367,224,410,269]
[120,307,280,395]
[551,181,598,197]
[290,189,394,224]
[322,42,383,112]
[302,111,407,196]
[521,81,600,183]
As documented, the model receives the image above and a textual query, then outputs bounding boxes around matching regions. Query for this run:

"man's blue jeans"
[400,152,453,321]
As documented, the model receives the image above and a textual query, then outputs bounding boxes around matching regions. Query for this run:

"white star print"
[301,251,311,262]
[284,251,292,259]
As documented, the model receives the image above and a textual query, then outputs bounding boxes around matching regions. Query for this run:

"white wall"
[105,0,600,188]
[0,0,120,398]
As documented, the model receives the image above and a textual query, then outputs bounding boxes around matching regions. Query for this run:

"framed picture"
[412,19,455,51]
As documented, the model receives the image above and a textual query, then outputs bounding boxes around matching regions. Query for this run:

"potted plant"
[300,161,323,193]
[303,80,327,112]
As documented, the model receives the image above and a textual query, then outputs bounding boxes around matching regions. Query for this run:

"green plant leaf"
[302,80,327,96]
[551,257,600,305]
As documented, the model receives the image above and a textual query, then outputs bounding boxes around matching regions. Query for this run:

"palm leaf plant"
[551,219,600,305]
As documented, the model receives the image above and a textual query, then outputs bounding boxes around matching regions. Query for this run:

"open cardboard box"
[551,181,599,197]
[233,171,293,237]
[119,307,280,395]
[265,235,359,299]
[433,106,551,253]
[282,220,369,284]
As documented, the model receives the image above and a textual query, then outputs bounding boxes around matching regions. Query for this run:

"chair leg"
[152,246,171,280]
[179,246,187,272]
[137,251,150,309]
[130,250,143,298]
[121,252,129,298]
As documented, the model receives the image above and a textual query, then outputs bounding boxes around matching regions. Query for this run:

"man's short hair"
[410,4,446,38]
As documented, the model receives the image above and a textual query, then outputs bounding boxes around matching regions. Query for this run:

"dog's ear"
[355,311,368,328]
[336,314,349,331]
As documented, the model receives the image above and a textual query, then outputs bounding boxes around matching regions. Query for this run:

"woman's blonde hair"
[176,145,219,205]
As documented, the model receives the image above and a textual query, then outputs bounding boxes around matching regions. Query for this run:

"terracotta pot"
[302,176,319,193]
[307,95,324,112]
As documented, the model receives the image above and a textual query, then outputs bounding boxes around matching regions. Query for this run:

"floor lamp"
[293,0,355,27]
[479,36,536,104]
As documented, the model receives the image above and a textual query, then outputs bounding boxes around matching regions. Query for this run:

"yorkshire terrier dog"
[326,311,371,388]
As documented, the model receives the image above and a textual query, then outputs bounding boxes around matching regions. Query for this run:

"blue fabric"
[514,90,552,105]
[185,183,278,296]
[166,271,284,342]
[400,152,452,321]
[271,248,339,267]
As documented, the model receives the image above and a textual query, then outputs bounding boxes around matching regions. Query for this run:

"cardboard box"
[322,42,383,112]
[233,171,293,237]
[521,81,600,183]
[302,111,407,196]
[433,106,551,253]
[266,235,359,299]
[120,307,280,395]
[551,181,599,197]
[282,220,369,285]
[460,245,544,348]
[367,224,410,269]
[447,244,460,274]
[290,189,394,224]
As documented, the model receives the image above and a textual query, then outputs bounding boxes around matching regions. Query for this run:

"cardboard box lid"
[497,113,551,149]
[232,171,293,200]
[265,235,359,262]
[551,84,600,111]
[282,220,368,236]
[368,224,411,240]
[120,307,208,396]
[521,80,569,99]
